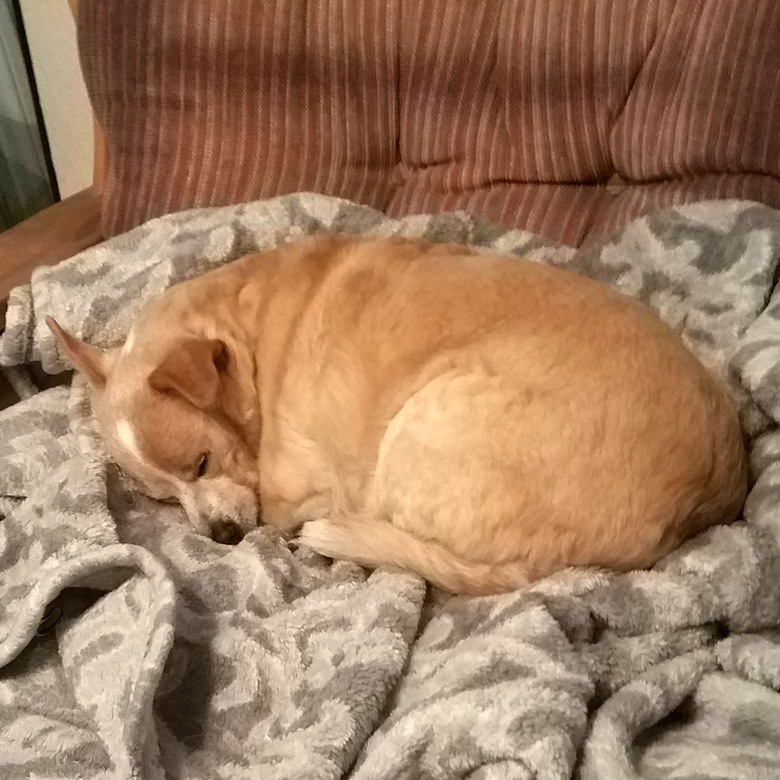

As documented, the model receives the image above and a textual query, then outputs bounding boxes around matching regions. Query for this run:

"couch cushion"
[78,0,780,246]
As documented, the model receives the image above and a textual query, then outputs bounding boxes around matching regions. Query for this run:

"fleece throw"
[2,194,780,780]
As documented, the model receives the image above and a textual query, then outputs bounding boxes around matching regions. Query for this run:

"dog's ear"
[148,337,227,410]
[46,316,109,389]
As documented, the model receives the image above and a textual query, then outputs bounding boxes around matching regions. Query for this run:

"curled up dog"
[47,234,747,595]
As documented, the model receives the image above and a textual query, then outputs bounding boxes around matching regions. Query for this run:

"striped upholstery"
[78,0,780,246]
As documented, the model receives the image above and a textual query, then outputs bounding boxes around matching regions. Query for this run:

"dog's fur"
[48,233,747,594]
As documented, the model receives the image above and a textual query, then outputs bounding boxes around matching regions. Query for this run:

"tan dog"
[47,234,747,594]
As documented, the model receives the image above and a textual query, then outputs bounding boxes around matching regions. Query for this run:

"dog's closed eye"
[196,453,209,478]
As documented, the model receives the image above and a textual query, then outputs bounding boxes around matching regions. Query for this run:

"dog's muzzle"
[209,519,244,545]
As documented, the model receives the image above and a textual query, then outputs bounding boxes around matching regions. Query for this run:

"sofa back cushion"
[79,0,780,246]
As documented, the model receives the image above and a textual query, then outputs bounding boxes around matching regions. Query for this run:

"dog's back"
[270,236,747,593]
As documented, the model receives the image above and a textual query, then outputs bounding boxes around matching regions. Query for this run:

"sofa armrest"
[0,187,102,329]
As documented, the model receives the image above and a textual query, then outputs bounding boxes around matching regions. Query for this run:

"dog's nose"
[210,520,244,545]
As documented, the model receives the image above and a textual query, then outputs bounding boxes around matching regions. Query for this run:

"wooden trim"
[0,187,102,329]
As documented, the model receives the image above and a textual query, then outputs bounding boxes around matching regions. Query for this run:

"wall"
[18,0,93,198]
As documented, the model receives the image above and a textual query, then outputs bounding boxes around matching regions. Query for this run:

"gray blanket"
[2,193,780,780]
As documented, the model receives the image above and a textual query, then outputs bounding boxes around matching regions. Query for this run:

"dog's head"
[46,316,260,544]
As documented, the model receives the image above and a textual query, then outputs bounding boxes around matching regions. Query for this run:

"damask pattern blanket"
[2,194,780,780]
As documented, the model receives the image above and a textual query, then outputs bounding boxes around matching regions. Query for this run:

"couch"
[2,0,779,321]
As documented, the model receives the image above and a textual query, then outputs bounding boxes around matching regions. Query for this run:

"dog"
[47,233,747,594]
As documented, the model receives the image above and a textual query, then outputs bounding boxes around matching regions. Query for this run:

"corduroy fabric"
[78,0,780,246]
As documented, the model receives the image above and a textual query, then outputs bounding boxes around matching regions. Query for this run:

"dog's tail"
[298,517,535,595]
